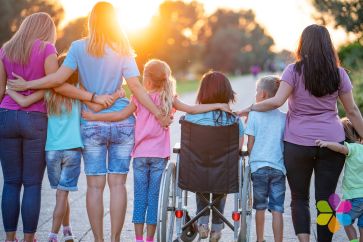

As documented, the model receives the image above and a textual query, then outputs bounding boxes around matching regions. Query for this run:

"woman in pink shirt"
[238,25,363,242]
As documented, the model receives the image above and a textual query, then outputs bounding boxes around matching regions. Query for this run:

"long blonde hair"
[87,2,134,57]
[143,59,176,116]
[45,54,78,115]
[2,12,56,65]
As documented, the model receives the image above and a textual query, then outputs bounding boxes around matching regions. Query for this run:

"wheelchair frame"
[157,145,252,242]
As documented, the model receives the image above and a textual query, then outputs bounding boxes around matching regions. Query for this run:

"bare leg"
[5,232,16,241]
[146,224,156,240]
[51,190,69,233]
[108,174,128,242]
[23,234,35,242]
[297,233,310,242]
[134,223,144,238]
[62,200,71,227]
[255,210,265,242]
[86,175,106,242]
[359,227,363,242]
[272,211,283,242]
[345,225,358,241]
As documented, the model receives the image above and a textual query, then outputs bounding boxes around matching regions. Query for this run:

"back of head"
[143,59,176,116]
[2,12,56,65]
[196,71,236,104]
[46,53,79,115]
[341,117,360,143]
[87,1,134,57]
[295,24,340,97]
[257,76,280,98]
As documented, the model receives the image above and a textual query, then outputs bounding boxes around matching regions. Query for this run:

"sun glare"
[116,1,160,32]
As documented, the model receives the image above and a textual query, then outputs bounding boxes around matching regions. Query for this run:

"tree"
[56,17,88,53]
[130,0,204,76]
[0,0,64,45]
[198,9,274,73]
[312,0,363,39]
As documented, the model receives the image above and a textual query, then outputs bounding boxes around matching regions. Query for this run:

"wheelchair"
[156,116,252,242]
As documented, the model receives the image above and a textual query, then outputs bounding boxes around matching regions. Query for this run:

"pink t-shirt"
[282,64,353,146]
[131,93,171,158]
[0,39,57,113]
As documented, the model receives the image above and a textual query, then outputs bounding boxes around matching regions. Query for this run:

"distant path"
[0,74,348,241]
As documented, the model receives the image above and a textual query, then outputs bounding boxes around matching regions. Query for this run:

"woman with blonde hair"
[0,12,57,242]
[8,2,171,242]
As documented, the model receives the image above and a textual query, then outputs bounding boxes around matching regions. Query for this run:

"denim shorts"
[81,120,135,176]
[348,197,363,228]
[46,148,81,191]
[251,166,286,213]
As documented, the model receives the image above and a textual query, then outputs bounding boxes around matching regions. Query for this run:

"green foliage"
[0,0,64,45]
[198,9,274,73]
[338,42,363,70]
[312,0,363,38]
[338,42,363,116]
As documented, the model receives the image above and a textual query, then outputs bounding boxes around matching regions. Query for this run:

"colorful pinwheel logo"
[316,193,352,233]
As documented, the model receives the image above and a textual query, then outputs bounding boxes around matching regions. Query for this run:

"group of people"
[1,1,363,242]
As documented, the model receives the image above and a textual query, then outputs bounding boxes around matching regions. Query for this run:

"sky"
[59,0,352,52]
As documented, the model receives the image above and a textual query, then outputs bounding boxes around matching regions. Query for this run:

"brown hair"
[295,24,340,97]
[45,54,78,115]
[341,117,360,143]
[143,59,176,116]
[196,71,236,104]
[257,76,281,98]
[2,12,56,65]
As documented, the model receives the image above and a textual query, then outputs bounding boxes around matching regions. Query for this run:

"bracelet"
[249,104,255,112]
[91,92,96,102]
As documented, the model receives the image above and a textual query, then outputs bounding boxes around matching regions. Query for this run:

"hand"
[156,112,172,127]
[236,108,250,117]
[116,87,126,98]
[218,103,232,113]
[94,94,114,106]
[82,110,95,120]
[7,73,29,91]
[315,140,329,148]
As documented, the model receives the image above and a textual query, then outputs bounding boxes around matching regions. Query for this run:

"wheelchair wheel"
[180,212,198,242]
[157,162,176,242]
[239,167,252,242]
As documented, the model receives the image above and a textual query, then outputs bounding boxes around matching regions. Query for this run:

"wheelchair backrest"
[178,116,240,194]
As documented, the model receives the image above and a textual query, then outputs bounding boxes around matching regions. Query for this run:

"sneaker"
[198,224,209,239]
[47,239,58,242]
[209,231,221,242]
[63,230,76,242]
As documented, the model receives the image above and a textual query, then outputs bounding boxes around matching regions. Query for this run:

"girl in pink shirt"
[82,59,229,242]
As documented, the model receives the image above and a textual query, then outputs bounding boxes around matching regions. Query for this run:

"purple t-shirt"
[0,39,57,113]
[282,64,353,146]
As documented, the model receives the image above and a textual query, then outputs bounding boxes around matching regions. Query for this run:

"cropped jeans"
[0,108,47,233]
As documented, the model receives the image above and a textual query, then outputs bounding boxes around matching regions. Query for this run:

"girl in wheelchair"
[185,71,244,241]
[82,59,230,242]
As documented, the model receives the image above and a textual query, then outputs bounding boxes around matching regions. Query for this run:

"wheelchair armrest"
[173,142,181,154]
[240,150,249,157]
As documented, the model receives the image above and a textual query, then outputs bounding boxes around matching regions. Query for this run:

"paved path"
[0,74,349,241]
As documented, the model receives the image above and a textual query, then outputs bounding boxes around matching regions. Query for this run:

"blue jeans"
[132,157,167,224]
[348,198,363,228]
[251,166,286,213]
[46,149,82,191]
[81,120,134,176]
[0,109,47,233]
